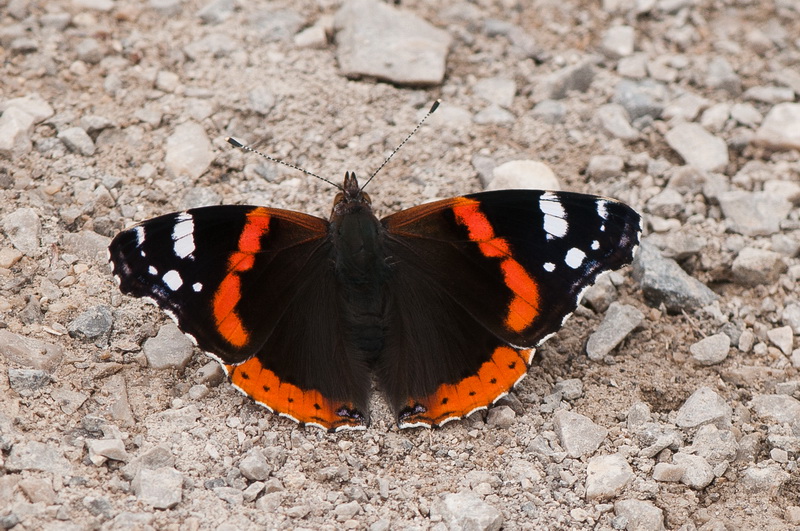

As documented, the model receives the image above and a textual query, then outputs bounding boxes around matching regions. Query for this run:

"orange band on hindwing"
[452,199,540,333]
[212,208,272,348]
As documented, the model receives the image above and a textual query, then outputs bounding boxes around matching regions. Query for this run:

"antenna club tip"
[227,137,243,148]
[430,100,440,113]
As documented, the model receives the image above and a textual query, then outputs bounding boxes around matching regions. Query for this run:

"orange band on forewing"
[212,208,272,348]
[452,199,540,333]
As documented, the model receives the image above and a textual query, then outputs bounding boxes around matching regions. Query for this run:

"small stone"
[430,492,503,531]
[68,305,113,341]
[617,53,648,79]
[58,127,96,156]
[646,188,684,219]
[75,38,104,64]
[596,103,639,140]
[626,401,651,430]
[531,100,566,124]
[247,87,276,115]
[18,478,56,505]
[0,330,63,371]
[2,207,41,256]
[705,57,741,95]
[767,326,794,356]
[5,441,71,474]
[132,467,183,509]
[741,465,790,494]
[86,439,130,465]
[690,333,730,365]
[198,0,235,24]
[0,247,22,268]
[753,103,800,151]
[143,323,195,370]
[1,95,55,123]
[662,92,709,121]
[731,247,787,286]
[770,448,789,463]
[718,191,792,236]
[764,180,800,205]
[487,160,560,191]
[61,230,112,264]
[486,405,516,428]
[586,155,624,179]
[701,102,731,132]
[652,463,684,482]
[582,274,617,313]
[335,500,361,521]
[554,410,608,458]
[783,304,800,335]
[294,24,328,49]
[286,504,311,519]
[8,369,50,396]
[334,0,451,87]
[730,103,762,128]
[250,9,304,43]
[155,70,180,92]
[673,453,714,489]
[51,387,90,415]
[585,453,634,500]
[675,387,732,429]
[601,25,635,59]
[744,86,795,104]
[585,302,644,360]
[239,449,272,481]
[751,394,800,425]
[473,77,516,108]
[0,106,35,157]
[690,425,738,467]
[664,123,728,172]
[614,499,665,531]
[473,104,515,125]
[612,79,665,120]
[787,507,800,526]
[553,379,583,400]
[214,486,244,505]
[535,60,595,100]
[195,360,225,386]
[242,481,265,502]
[164,121,214,179]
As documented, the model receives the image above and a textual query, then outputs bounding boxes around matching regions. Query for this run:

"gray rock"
[0,329,63,371]
[767,326,794,355]
[752,103,800,151]
[554,410,608,458]
[165,121,214,179]
[741,465,790,494]
[601,25,635,59]
[430,491,503,531]
[690,333,730,366]
[664,123,728,172]
[585,453,634,500]
[614,499,665,531]
[705,57,741,95]
[0,106,35,157]
[18,477,56,505]
[58,127,96,156]
[486,405,516,428]
[335,500,361,521]
[744,86,795,104]
[61,230,112,264]
[730,103,762,128]
[531,99,566,124]
[294,23,328,49]
[487,160,560,191]
[214,486,244,505]
[51,387,89,415]
[553,379,583,400]
[652,462,685,482]
[596,103,639,140]
[334,0,451,87]
[247,87,275,115]
[586,155,624,180]
[626,401,652,431]
[68,305,113,341]
[586,302,644,360]
[750,394,800,425]
[5,441,71,474]
[122,445,175,480]
[143,323,194,370]
[662,92,710,121]
[612,79,665,120]
[194,360,225,386]
[183,33,238,59]
[2,207,41,256]
[198,0,235,24]
[535,60,595,100]
[242,481,265,502]
[1,95,55,123]
[701,102,731,132]
[646,188,684,219]
[86,439,130,465]
[239,449,272,481]
[673,453,714,489]
[582,274,617,313]
[473,77,516,108]
[690,425,738,468]
[132,467,183,509]
[764,180,800,205]
[473,104,515,125]
[75,38,104,64]
[675,387,732,428]
[635,422,683,458]
[731,247,787,286]
[251,9,304,43]
[8,368,50,396]
[718,191,792,236]
[632,241,719,312]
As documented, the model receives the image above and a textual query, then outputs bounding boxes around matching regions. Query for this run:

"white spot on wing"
[172,213,195,259]
[544,262,556,272]
[148,266,158,275]
[591,240,600,250]
[163,270,183,291]
[597,200,609,220]
[192,282,203,292]
[540,193,568,238]
[565,248,586,269]
[134,226,145,246]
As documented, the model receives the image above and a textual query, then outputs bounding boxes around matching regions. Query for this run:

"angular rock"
[585,302,644,360]
[334,0,451,87]
[741,465,790,494]
[705,57,741,95]
[164,121,214,179]
[214,486,244,505]
[61,230,112,264]
[486,405,516,428]
[554,410,608,458]
[430,491,502,531]
[58,126,96,156]
[18,478,56,505]
[718,191,792,237]
[585,453,634,500]
[5,441,71,474]
[601,25,635,59]
[473,77,516,108]
[752,103,800,151]
[0,95,55,123]
[652,463,684,483]
[473,104,515,125]
[535,60,595,101]
[86,439,130,465]
[0,330,63,371]
[675,387,732,428]
[613,79,665,120]
[690,333,730,366]
[632,241,718,312]
[614,499,665,531]
[143,323,195,370]
[553,379,583,401]
[586,155,624,180]
[731,247,786,286]
[531,99,566,124]
[239,449,272,481]
[767,326,794,356]
[2,207,41,256]
[596,103,639,140]
[750,394,800,425]
[487,160,560,191]
[68,305,113,341]
[0,106,36,157]
[690,425,738,467]
[664,123,728,172]
[334,500,361,521]
[8,368,50,396]
[132,467,183,509]
[673,453,714,489]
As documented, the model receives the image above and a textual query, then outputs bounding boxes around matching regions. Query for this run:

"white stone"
[664,122,728,172]
[753,103,800,151]
[487,160,560,191]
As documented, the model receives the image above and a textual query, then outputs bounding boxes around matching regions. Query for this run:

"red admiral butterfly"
[109,104,641,431]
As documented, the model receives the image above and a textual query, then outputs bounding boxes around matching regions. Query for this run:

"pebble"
[596,103,639,140]
[214,486,244,506]
[718,191,792,236]
[632,241,719,312]
[601,26,635,59]
[764,180,800,205]
[741,465,790,494]
[122,445,175,481]
[5,441,71,474]
[689,425,738,467]
[675,387,732,429]
[0,330,63,371]
[731,247,787,286]
[473,77,516,108]
[18,478,56,505]
[183,33,237,60]
[553,410,608,458]
[67,305,113,341]
[612,79,665,120]
[553,379,583,401]
[531,99,566,124]
[86,438,130,466]
[664,123,728,172]
[705,57,741,95]
[617,53,647,79]
[652,463,684,482]
[132,467,183,509]
[614,499,665,531]
[58,126,96,156]
[198,0,235,24]
[646,188,684,219]
[430,491,503,531]
[2,207,41,256]
[486,160,560,191]
[689,333,730,365]
[75,38,104,64]
[582,274,617,313]
[250,9,304,43]
[586,155,624,179]
[61,230,112,264]
[473,104,515,125]
[334,0,451,87]
[730,103,762,128]
[486,405,516,428]
[585,453,634,500]
[335,500,361,521]
[0,247,22,268]
[743,86,795,104]
[787,507,800,526]
[672,453,714,489]
[1,95,55,122]
[164,121,214,179]
[100,374,136,427]
[635,422,683,458]
[767,326,794,356]
[626,401,651,431]
[585,302,644,360]
[700,102,731,132]
[239,449,272,481]
[536,59,595,100]
[662,92,709,121]
[247,87,276,115]
[750,394,800,425]
[752,103,800,151]
[0,106,35,157]
[294,24,328,49]
[8,369,50,396]
[242,481,265,502]
[194,360,226,386]
[51,387,89,415]
[143,323,195,370]
[783,304,800,335]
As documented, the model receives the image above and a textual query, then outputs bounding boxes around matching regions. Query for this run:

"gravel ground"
[1,0,800,529]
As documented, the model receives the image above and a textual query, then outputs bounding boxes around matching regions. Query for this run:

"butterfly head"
[332,171,372,217]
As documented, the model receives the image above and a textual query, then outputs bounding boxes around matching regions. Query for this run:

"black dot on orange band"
[313,403,321,410]
[441,397,449,405]
[490,378,497,384]
[469,391,476,396]
[287,398,294,403]
[240,372,250,380]
[262,385,270,392]
[508,361,516,369]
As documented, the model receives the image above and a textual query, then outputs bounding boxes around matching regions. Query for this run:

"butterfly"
[109,106,641,432]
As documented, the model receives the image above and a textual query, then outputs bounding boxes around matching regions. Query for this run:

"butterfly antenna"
[360,99,440,191]
[226,137,342,190]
